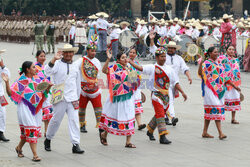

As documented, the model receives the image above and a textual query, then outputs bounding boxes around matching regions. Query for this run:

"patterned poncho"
[35,62,51,83]
[127,60,141,91]
[217,55,241,91]
[10,74,47,115]
[201,59,230,99]
[107,63,133,103]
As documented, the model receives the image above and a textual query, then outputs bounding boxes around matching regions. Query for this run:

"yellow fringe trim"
[147,125,154,134]
[80,121,87,127]
[159,130,169,137]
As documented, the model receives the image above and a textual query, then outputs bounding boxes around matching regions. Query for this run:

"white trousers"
[167,87,175,118]
[0,106,6,132]
[46,100,80,145]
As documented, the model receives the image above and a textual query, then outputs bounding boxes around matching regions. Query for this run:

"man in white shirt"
[0,54,10,142]
[109,24,121,59]
[69,21,76,46]
[96,15,111,53]
[211,21,222,41]
[74,43,102,133]
[165,41,192,126]
[128,47,187,144]
[44,44,84,154]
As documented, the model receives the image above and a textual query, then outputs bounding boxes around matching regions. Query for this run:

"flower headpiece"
[87,35,98,50]
[155,47,167,55]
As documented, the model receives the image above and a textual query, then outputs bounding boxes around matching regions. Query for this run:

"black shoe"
[165,117,172,125]
[138,124,146,130]
[72,144,84,154]
[146,131,156,141]
[44,138,51,151]
[172,117,179,126]
[80,125,87,133]
[0,131,10,142]
[159,135,172,144]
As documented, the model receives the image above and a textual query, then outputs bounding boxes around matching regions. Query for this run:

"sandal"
[125,143,136,148]
[219,135,227,140]
[99,132,108,146]
[32,156,41,162]
[202,133,214,138]
[231,120,239,124]
[15,146,24,158]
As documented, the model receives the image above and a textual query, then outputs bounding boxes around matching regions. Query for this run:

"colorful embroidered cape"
[108,63,132,103]
[127,60,141,91]
[80,57,99,94]
[35,62,51,82]
[201,59,230,99]
[154,65,170,96]
[81,57,98,83]
[10,74,47,115]
[217,55,241,90]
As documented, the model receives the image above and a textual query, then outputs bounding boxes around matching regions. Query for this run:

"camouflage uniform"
[33,22,45,51]
[45,23,56,53]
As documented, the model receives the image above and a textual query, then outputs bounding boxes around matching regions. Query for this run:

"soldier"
[33,19,45,51]
[45,20,56,54]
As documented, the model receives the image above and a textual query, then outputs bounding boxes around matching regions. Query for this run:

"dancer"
[165,41,192,126]
[129,47,187,144]
[0,52,10,142]
[198,47,240,140]
[2,61,51,161]
[35,50,53,136]
[44,44,84,154]
[99,50,136,148]
[75,42,102,133]
[217,46,241,124]
[220,14,236,54]
[127,48,146,130]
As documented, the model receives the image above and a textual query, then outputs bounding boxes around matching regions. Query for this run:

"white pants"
[0,106,6,132]
[167,88,175,118]
[46,100,80,145]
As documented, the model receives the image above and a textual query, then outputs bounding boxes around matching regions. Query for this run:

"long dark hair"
[19,61,33,75]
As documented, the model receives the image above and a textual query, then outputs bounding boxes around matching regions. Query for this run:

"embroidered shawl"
[10,74,46,115]
[217,55,241,90]
[107,63,132,103]
[201,59,229,99]
[127,60,141,91]
[35,62,51,82]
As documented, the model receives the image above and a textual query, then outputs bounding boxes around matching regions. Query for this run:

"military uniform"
[45,23,56,53]
[33,22,45,51]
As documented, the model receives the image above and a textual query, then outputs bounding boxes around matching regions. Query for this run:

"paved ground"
[0,42,249,167]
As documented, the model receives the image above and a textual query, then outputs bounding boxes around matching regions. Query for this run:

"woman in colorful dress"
[2,61,51,161]
[35,50,53,136]
[99,50,136,148]
[217,46,241,124]
[219,14,236,54]
[198,47,240,140]
[127,48,146,130]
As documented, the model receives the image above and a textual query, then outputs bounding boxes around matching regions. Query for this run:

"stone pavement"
[0,42,249,167]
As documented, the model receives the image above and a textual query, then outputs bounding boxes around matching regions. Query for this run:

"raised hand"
[54,51,63,60]
[106,49,112,60]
